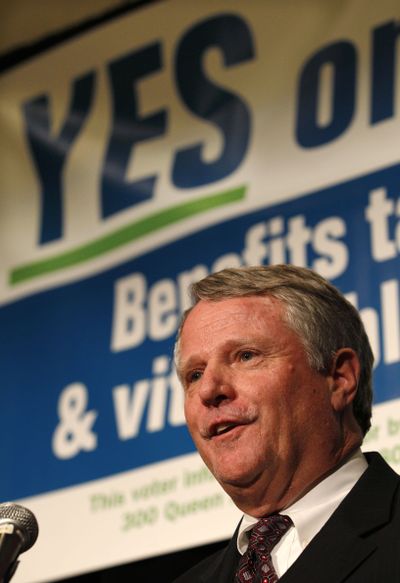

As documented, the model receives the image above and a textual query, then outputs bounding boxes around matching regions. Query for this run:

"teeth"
[215,423,235,435]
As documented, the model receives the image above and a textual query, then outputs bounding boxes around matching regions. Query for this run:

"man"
[173,264,400,582]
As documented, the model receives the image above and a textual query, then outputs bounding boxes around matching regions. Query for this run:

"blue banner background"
[2,162,400,501]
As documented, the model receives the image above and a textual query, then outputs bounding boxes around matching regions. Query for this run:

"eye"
[239,350,255,362]
[188,370,203,384]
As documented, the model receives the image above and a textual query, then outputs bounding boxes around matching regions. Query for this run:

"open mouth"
[212,422,243,437]
[204,415,254,440]
[215,423,236,436]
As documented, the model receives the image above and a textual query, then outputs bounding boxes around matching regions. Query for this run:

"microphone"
[0,503,39,583]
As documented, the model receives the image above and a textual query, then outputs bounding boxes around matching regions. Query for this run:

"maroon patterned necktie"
[235,514,293,583]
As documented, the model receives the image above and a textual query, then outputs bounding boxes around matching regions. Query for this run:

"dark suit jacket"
[173,452,400,582]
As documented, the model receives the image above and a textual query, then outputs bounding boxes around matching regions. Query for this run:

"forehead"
[180,295,287,351]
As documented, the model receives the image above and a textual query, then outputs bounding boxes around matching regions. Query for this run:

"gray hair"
[176,264,373,436]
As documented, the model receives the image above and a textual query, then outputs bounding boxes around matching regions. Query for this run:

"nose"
[198,364,236,407]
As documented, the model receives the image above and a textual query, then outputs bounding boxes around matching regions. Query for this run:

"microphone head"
[0,503,39,552]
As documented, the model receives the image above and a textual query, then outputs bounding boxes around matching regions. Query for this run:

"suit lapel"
[281,453,399,583]
[280,510,377,583]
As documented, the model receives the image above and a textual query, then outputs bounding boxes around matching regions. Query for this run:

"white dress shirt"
[237,449,368,577]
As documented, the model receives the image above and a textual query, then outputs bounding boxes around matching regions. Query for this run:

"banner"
[1,1,400,580]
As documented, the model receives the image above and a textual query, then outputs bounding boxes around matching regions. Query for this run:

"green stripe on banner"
[10,185,246,285]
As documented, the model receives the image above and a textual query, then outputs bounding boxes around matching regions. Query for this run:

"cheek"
[253,386,297,441]
[183,399,191,424]
[183,398,198,432]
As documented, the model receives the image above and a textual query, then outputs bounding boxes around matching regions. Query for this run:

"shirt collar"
[237,449,368,554]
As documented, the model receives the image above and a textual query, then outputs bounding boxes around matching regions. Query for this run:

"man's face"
[178,296,343,513]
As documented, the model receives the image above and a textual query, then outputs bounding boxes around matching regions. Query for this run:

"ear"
[329,348,361,413]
